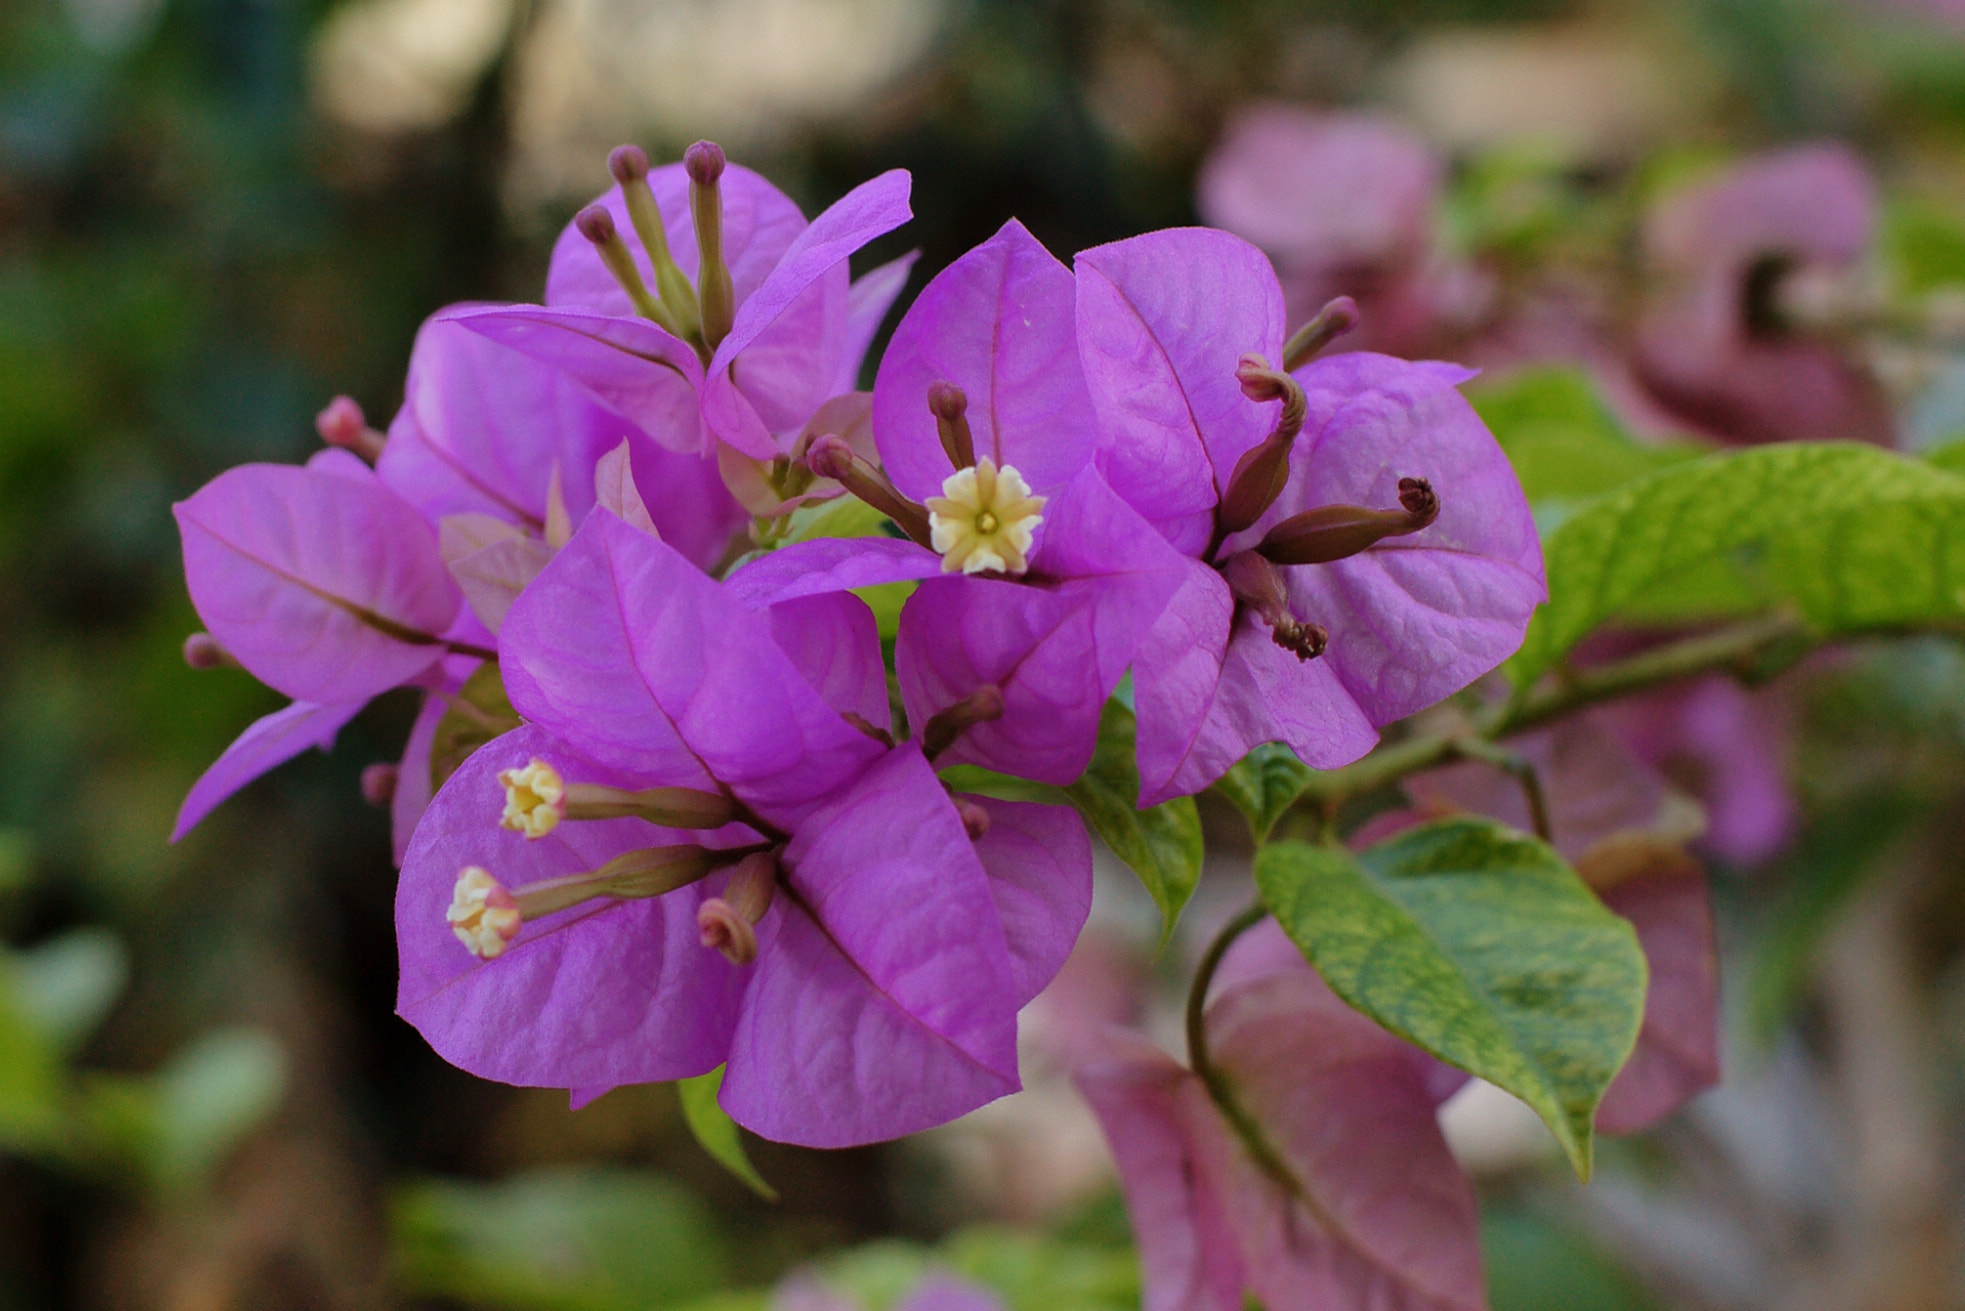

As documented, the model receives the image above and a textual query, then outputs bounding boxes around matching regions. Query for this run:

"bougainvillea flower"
[378,311,745,574]
[176,447,465,706]
[1075,227,1544,803]
[1633,143,1890,446]
[447,143,913,463]
[1076,922,1483,1311]
[727,220,1190,785]
[1198,105,1457,356]
[397,510,1091,1146]
[171,697,367,841]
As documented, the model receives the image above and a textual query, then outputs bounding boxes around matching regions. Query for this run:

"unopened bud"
[1220,550,1327,663]
[1254,477,1440,567]
[182,631,238,670]
[686,141,735,350]
[1216,357,1309,537]
[463,843,740,953]
[957,799,991,841]
[608,143,703,346]
[575,204,679,333]
[922,684,1006,759]
[361,763,399,807]
[927,382,976,470]
[1281,296,1361,371]
[697,850,777,966]
[804,434,936,548]
[316,395,386,462]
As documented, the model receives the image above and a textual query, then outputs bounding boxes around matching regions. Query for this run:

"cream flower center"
[449,866,520,959]
[925,457,1046,575]
[498,758,565,839]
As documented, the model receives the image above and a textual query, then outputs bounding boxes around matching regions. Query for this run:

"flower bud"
[449,866,521,959]
[608,143,703,345]
[497,756,741,836]
[922,684,1006,759]
[315,395,386,462]
[697,850,778,966]
[1220,551,1327,662]
[360,763,399,807]
[1254,477,1440,566]
[576,204,680,334]
[499,758,567,838]
[182,631,238,670]
[956,799,991,841]
[927,381,977,470]
[686,141,735,350]
[1281,296,1361,371]
[1215,357,1309,538]
[804,434,936,549]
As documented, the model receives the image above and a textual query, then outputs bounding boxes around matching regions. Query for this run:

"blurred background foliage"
[8,0,1965,1306]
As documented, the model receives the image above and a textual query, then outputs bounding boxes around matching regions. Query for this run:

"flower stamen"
[449,866,521,959]
[499,758,567,838]
[926,457,1045,575]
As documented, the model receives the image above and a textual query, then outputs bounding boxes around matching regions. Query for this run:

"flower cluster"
[173,142,1547,1222]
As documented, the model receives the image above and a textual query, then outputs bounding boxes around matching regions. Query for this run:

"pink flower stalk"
[1073,227,1545,802]
[396,511,1092,1147]
[1633,143,1891,446]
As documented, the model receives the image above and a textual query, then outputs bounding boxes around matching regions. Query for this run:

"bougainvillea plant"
[172,141,1965,1309]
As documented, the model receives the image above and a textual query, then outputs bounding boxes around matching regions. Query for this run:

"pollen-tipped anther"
[315,395,386,462]
[361,763,399,807]
[1281,296,1361,371]
[182,631,237,670]
[927,382,977,470]
[686,141,735,350]
[450,866,521,959]
[922,684,1006,759]
[805,434,936,549]
[697,850,777,966]
[927,457,1045,575]
[575,204,678,333]
[498,758,567,838]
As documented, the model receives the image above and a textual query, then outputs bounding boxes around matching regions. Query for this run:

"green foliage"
[1884,200,1965,295]
[1255,819,1647,1179]
[1063,701,1203,949]
[676,1065,777,1202]
[82,1027,287,1194]
[1508,444,1965,690]
[1743,797,1920,1042]
[1212,743,1312,844]
[1470,368,1705,527]
[938,1226,1140,1311]
[1482,1207,1656,1311]
[392,1167,729,1311]
[430,661,521,791]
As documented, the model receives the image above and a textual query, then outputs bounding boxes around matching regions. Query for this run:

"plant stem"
[1184,902,1305,1199]
[1291,613,1818,809]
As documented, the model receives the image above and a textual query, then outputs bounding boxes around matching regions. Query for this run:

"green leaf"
[429,661,521,791]
[1481,1208,1656,1311]
[10,928,125,1053]
[149,1028,286,1190]
[1063,701,1202,948]
[1255,819,1647,1179]
[1470,368,1706,527]
[1212,743,1312,845]
[787,493,891,544]
[0,985,62,1155]
[392,1167,727,1311]
[1508,443,1965,691]
[1884,200,1965,295]
[940,1225,1140,1311]
[1926,437,1965,475]
[676,1066,777,1202]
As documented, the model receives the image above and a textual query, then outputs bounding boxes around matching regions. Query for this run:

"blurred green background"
[7,0,1965,1307]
